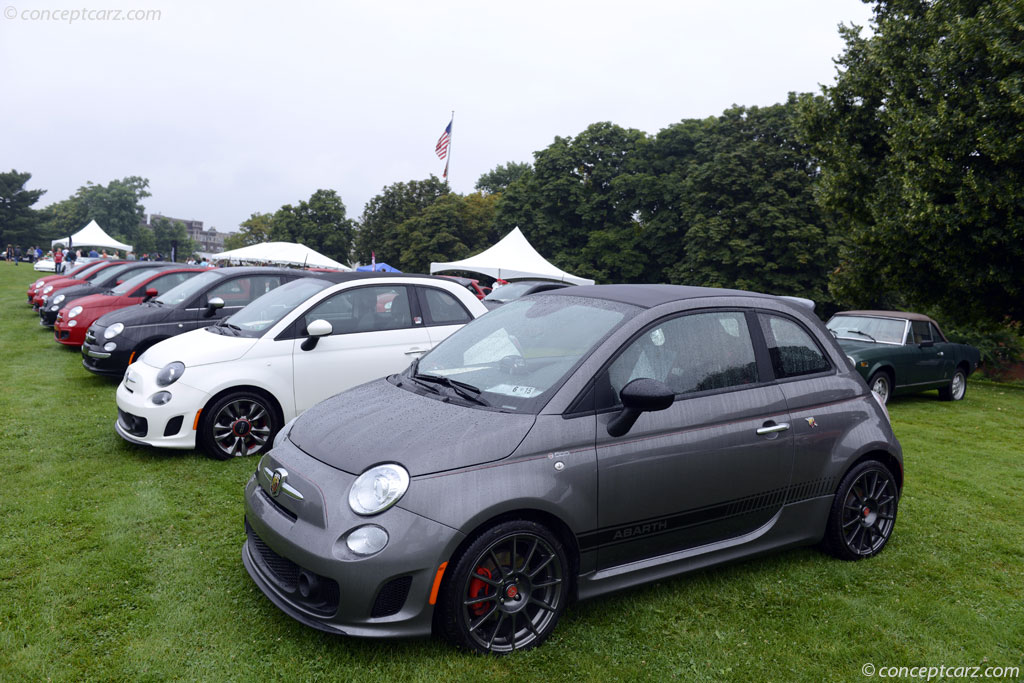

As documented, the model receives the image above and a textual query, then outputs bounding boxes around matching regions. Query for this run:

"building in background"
[140,214,235,254]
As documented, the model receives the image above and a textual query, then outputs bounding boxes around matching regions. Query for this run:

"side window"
[758,314,831,379]
[929,322,944,342]
[207,276,284,307]
[421,287,471,325]
[911,320,933,344]
[601,311,758,407]
[303,285,412,335]
[140,272,193,296]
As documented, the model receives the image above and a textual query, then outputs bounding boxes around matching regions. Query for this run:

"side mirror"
[919,340,934,348]
[301,319,333,351]
[204,296,225,318]
[143,287,158,301]
[607,378,675,437]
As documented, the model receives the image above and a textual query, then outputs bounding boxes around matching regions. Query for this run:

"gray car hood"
[288,379,537,476]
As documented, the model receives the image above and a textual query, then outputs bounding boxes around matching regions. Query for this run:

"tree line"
[3,0,1020,334]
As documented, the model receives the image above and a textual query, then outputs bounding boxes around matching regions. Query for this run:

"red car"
[438,275,492,300]
[27,261,110,305]
[53,267,209,347]
[32,260,127,309]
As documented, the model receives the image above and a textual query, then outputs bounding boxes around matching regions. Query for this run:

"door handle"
[756,422,790,435]
[404,347,427,356]
[937,351,944,357]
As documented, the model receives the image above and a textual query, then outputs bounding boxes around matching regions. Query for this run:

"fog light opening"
[297,570,320,599]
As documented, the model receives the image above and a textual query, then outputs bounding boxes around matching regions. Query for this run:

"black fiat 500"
[243,284,902,654]
[82,267,307,377]
[39,261,178,327]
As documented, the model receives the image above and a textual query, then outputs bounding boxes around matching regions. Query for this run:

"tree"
[800,0,1024,324]
[0,170,46,247]
[493,122,649,283]
[223,212,273,250]
[150,217,196,260]
[395,193,499,273]
[270,189,354,263]
[37,177,151,252]
[475,162,531,195]
[354,177,449,265]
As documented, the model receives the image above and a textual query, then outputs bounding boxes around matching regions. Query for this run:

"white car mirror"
[301,319,333,351]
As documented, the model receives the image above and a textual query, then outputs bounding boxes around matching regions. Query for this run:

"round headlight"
[846,355,856,368]
[345,525,389,556]
[50,305,59,311]
[68,320,77,327]
[156,362,185,387]
[43,285,53,294]
[53,294,66,305]
[34,279,43,287]
[103,342,117,352]
[348,464,409,516]
[68,305,83,318]
[151,391,172,406]
[104,322,124,339]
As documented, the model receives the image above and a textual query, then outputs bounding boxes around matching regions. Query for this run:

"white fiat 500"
[114,273,488,459]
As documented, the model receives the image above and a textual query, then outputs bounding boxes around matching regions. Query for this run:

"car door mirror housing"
[301,319,333,351]
[204,296,225,318]
[607,378,675,437]
[143,287,158,301]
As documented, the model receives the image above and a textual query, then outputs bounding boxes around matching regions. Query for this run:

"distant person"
[4,244,11,262]
[54,248,64,273]
[88,248,98,258]
[199,257,209,267]
[35,246,43,260]
[101,249,109,259]
[13,245,21,265]
[67,248,77,268]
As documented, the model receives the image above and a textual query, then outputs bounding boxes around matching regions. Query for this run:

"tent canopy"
[430,227,594,285]
[52,219,133,253]
[356,262,401,272]
[214,241,351,270]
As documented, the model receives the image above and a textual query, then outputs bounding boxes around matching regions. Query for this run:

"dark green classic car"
[826,310,981,404]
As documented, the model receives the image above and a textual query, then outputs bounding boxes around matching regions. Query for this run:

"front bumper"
[113,363,208,449]
[243,440,464,638]
[54,313,89,346]
[82,326,136,376]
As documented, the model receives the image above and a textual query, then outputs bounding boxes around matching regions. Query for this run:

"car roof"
[299,271,461,285]
[835,310,938,324]
[541,284,794,309]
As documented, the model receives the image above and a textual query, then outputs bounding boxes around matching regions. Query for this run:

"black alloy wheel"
[823,460,899,561]
[200,391,279,460]
[440,520,569,654]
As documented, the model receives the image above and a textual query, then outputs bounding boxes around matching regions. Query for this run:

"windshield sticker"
[490,384,540,398]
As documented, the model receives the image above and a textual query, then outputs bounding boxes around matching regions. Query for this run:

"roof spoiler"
[780,295,815,311]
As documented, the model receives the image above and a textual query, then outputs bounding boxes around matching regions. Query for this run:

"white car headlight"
[104,322,124,339]
[43,285,53,294]
[156,361,185,387]
[52,294,66,305]
[68,305,83,318]
[345,525,389,555]
[348,464,409,516]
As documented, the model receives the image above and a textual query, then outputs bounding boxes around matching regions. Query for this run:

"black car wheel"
[868,371,892,404]
[199,391,279,460]
[938,368,967,401]
[823,460,898,561]
[440,520,569,654]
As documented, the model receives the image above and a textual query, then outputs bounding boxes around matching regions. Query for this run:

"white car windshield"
[217,277,332,337]
[156,270,223,306]
[411,295,634,413]
[827,316,906,344]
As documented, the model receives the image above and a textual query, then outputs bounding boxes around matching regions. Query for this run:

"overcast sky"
[2,0,874,233]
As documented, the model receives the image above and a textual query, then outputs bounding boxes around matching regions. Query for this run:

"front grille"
[245,520,339,617]
[85,329,97,345]
[371,576,412,618]
[117,409,148,437]
[258,486,298,522]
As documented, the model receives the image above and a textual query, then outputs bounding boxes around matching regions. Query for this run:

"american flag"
[435,119,452,161]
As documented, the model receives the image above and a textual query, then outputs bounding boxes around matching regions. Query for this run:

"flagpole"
[447,110,453,186]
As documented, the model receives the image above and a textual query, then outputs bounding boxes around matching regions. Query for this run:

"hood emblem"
[270,468,287,497]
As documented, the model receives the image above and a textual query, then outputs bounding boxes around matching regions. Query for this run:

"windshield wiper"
[847,329,877,342]
[412,373,490,406]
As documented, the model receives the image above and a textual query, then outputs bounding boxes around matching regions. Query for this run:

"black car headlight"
[348,464,409,516]
[156,361,186,387]
[104,322,125,339]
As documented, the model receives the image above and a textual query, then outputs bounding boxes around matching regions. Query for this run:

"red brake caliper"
[468,566,493,616]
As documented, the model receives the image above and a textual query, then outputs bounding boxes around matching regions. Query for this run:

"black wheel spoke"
[522,538,539,571]
[527,595,556,613]
[527,554,554,578]
[842,516,861,529]
[486,612,506,650]
[464,594,494,607]
[489,551,506,580]
[468,603,498,632]
[532,578,562,589]
[472,573,501,588]
[509,613,517,650]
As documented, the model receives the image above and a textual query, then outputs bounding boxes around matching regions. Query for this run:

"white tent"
[430,227,594,285]
[52,219,133,253]
[214,241,351,270]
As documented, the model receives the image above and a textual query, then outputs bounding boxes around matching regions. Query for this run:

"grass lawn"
[1,264,1021,682]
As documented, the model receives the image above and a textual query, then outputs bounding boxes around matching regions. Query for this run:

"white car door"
[291,284,432,413]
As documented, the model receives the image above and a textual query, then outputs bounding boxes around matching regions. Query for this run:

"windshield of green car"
[155,270,223,306]
[218,277,332,337]
[827,315,907,344]
[109,268,161,295]
[410,295,634,413]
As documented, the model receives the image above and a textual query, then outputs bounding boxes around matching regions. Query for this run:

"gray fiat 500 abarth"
[243,284,902,654]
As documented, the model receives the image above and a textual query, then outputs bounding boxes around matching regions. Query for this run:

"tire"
[938,368,967,401]
[868,370,892,405]
[439,519,569,654]
[198,390,280,460]
[822,460,899,561]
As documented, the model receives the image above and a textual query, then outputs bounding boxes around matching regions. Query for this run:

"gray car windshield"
[413,296,634,413]
[155,270,223,306]
[219,277,331,337]
[827,316,906,344]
